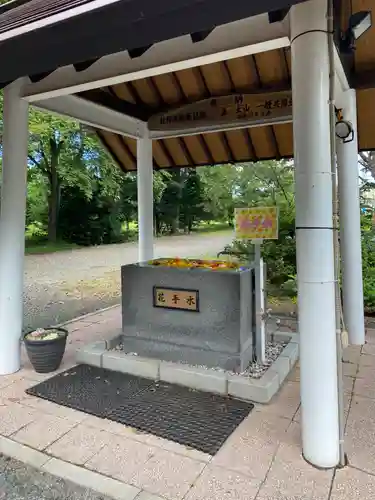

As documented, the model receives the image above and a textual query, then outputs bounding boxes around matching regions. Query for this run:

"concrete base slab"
[76,341,107,367]
[102,351,160,380]
[76,332,299,404]
[159,362,228,395]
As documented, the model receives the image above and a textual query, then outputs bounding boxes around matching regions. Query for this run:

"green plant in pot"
[24,327,68,373]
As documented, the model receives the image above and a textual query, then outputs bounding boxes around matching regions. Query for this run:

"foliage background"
[0,48,373,312]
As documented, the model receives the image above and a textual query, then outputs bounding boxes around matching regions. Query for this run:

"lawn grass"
[193,221,232,233]
[125,220,232,235]
[25,241,79,255]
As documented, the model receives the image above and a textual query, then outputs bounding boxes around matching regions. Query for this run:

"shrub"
[224,213,375,313]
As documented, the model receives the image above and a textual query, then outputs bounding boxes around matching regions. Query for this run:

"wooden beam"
[351,69,375,90]
[78,88,150,120]
[222,60,236,92]
[169,73,215,165]
[242,129,258,161]
[147,76,195,167]
[194,67,211,98]
[251,52,282,161]
[148,76,165,106]
[196,135,215,164]
[281,48,291,85]
[125,81,144,106]
[220,132,235,162]
[178,138,195,166]
[119,137,137,166]
[171,72,187,102]
[97,130,129,173]
[268,126,281,160]
[158,140,177,167]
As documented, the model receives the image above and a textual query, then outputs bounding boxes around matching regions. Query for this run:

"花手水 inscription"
[153,286,199,312]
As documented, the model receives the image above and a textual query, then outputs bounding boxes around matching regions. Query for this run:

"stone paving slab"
[0,309,375,499]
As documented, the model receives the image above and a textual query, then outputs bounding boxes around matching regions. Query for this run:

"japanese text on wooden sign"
[153,286,199,312]
[148,92,292,132]
[235,207,279,240]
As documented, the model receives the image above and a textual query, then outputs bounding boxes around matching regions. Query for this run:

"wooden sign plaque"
[153,286,199,312]
[148,91,292,132]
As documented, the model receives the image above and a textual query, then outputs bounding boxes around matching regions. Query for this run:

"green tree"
[156,171,183,234]
[180,169,205,232]
[198,164,237,225]
[119,173,138,233]
[27,112,123,242]
[28,114,90,242]
[153,170,172,235]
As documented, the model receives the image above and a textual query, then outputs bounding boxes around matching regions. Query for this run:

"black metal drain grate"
[26,364,254,455]
[26,364,153,418]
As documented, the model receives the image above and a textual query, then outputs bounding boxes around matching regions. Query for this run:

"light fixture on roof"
[350,11,372,39]
[340,11,372,53]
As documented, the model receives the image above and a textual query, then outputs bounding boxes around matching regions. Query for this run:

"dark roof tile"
[0,0,96,34]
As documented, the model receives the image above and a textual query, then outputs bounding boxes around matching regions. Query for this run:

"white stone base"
[76,333,299,404]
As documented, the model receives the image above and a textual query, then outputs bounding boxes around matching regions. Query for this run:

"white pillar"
[291,0,339,468]
[137,134,154,262]
[336,90,365,345]
[0,80,29,375]
[254,243,266,364]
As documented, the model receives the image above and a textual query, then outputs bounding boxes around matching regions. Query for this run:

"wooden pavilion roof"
[87,44,375,171]
[79,0,375,171]
[91,50,295,171]
[0,0,375,171]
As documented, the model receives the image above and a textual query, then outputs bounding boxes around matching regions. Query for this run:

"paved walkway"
[23,231,232,332]
[1,307,375,500]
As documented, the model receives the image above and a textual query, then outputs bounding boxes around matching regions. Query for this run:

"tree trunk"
[154,213,161,236]
[170,217,179,235]
[171,169,181,234]
[47,150,60,243]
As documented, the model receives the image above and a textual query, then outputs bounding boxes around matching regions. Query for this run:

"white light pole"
[291,0,340,468]
[336,90,365,345]
[137,131,154,262]
[0,80,29,375]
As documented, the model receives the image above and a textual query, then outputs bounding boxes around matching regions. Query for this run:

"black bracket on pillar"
[78,89,151,121]
[333,0,355,87]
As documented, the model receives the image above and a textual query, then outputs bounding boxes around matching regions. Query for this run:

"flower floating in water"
[148,258,242,271]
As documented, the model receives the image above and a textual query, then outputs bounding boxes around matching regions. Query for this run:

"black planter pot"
[24,327,68,373]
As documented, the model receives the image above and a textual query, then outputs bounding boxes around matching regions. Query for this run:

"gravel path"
[0,455,112,500]
[24,231,232,332]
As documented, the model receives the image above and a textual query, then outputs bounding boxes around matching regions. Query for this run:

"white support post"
[291,0,339,468]
[254,242,266,364]
[137,133,154,262]
[336,90,365,345]
[0,80,29,375]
